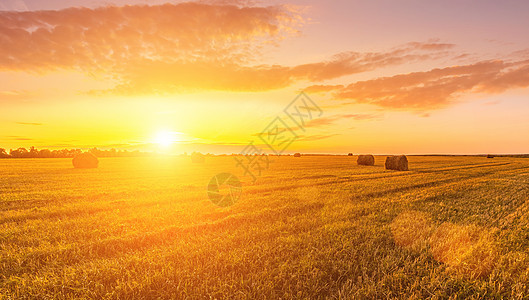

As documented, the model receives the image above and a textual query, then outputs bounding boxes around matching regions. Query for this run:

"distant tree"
[0,146,151,158]
[29,146,38,157]
[10,148,29,158]
[0,148,9,158]
[39,149,50,158]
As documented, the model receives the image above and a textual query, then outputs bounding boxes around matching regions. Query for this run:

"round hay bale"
[347,153,353,156]
[357,154,374,166]
[191,152,205,163]
[385,155,408,171]
[293,153,301,157]
[487,154,494,158]
[72,152,99,169]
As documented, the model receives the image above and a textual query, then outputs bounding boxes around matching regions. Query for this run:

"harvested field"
[2,156,529,298]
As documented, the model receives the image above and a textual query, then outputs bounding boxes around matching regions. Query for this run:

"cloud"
[303,85,344,94]
[297,134,339,142]
[299,113,381,129]
[406,41,454,51]
[3,135,32,140]
[0,3,457,94]
[288,42,455,82]
[0,2,302,73]
[0,0,28,11]
[482,100,501,106]
[0,90,35,102]
[305,59,529,111]
[16,122,43,125]
[249,112,380,140]
[111,41,455,94]
[111,60,293,93]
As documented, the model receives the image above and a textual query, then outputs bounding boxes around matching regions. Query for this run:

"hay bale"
[385,155,408,171]
[293,153,301,157]
[357,154,374,166]
[487,154,494,158]
[191,152,205,163]
[72,152,99,169]
[347,153,353,156]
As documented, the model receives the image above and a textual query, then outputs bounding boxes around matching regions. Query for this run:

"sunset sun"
[154,130,176,147]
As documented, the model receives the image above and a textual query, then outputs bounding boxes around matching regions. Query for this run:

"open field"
[2,156,529,299]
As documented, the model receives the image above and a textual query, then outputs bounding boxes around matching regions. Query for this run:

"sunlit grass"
[1,156,529,298]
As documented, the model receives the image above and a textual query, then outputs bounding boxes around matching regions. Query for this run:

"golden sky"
[1,0,529,154]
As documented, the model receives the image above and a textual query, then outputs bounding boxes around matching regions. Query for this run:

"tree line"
[0,147,150,158]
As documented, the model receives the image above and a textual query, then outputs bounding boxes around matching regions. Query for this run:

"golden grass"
[390,210,432,251]
[1,155,529,298]
[429,222,498,279]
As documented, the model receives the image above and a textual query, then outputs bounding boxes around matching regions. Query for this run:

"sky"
[1,0,529,154]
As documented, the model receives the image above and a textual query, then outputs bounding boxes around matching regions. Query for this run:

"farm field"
[2,155,529,299]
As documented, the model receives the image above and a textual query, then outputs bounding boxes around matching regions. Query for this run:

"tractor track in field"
[248,162,519,197]
[6,163,526,278]
[0,201,326,278]
[350,165,529,201]
[0,163,529,224]
[3,160,529,282]
[413,162,512,173]
[295,162,510,180]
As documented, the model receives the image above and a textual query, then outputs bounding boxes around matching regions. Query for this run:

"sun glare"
[154,130,176,147]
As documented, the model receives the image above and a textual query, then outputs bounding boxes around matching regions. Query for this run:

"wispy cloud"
[0,0,28,11]
[3,135,32,140]
[16,122,43,125]
[305,59,529,111]
[297,113,381,130]
[297,134,339,142]
[111,41,456,94]
[0,2,301,72]
[288,42,455,82]
[0,2,458,94]
[0,90,35,102]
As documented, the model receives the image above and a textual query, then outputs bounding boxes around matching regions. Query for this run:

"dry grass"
[390,210,432,251]
[1,155,529,298]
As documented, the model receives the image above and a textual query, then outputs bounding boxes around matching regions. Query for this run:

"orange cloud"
[299,113,381,129]
[297,134,339,142]
[3,135,33,140]
[0,90,35,102]
[111,41,454,94]
[0,2,457,94]
[16,122,43,125]
[0,2,301,72]
[112,60,293,93]
[303,84,345,94]
[306,59,529,111]
[289,42,455,82]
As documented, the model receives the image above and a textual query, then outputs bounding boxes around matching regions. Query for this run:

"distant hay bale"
[347,153,353,156]
[191,152,205,163]
[385,155,408,171]
[487,154,494,158]
[72,152,99,169]
[357,154,374,166]
[293,153,301,157]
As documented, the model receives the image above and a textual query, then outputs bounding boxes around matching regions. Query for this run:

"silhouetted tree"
[38,149,52,158]
[29,146,38,157]
[0,148,9,158]
[10,148,29,158]
[0,146,151,158]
